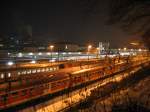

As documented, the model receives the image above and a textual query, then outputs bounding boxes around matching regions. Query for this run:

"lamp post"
[50,45,54,64]
[88,45,92,68]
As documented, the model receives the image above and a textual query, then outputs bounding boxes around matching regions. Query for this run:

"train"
[0,57,148,110]
[0,59,103,83]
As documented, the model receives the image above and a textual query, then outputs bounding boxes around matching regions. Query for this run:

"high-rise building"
[99,42,110,54]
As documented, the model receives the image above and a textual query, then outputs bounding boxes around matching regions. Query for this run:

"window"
[32,69,36,73]
[22,71,26,75]
[37,69,41,72]
[1,73,4,79]
[46,68,49,72]
[27,70,31,74]
[42,68,45,72]
[18,72,21,75]
[22,90,27,96]
[50,68,53,71]
[56,66,59,70]
[0,94,8,102]
[11,92,18,99]
[8,73,11,77]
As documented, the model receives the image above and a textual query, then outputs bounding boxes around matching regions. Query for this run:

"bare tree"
[109,0,150,49]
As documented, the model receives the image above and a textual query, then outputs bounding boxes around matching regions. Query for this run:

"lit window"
[27,70,31,74]
[50,68,53,71]
[42,68,45,72]
[22,71,26,74]
[37,69,40,72]
[56,67,59,70]
[47,52,50,55]
[8,73,11,77]
[1,73,4,79]
[46,68,49,71]
[32,69,36,73]
[18,72,21,75]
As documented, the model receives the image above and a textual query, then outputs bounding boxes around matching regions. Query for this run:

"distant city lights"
[49,59,56,62]
[30,60,36,64]
[88,45,92,49]
[47,52,50,55]
[138,49,142,52]
[18,53,23,57]
[7,61,14,66]
[29,52,33,55]
[8,73,11,77]
[0,74,4,79]
[38,52,42,55]
[124,47,127,51]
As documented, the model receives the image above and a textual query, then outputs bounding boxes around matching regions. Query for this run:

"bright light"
[65,45,68,49]
[1,74,4,79]
[8,73,11,77]
[18,53,23,57]
[30,60,36,64]
[62,52,66,55]
[120,52,130,56]
[138,49,142,52]
[50,45,54,49]
[78,52,81,54]
[49,59,55,62]
[38,52,42,55]
[130,42,139,46]
[29,52,33,55]
[124,47,127,51]
[118,48,121,51]
[47,52,50,55]
[7,61,14,66]
[97,47,99,50]
[68,52,72,54]
[88,45,92,49]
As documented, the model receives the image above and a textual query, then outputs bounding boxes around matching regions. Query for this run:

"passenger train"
[0,58,148,110]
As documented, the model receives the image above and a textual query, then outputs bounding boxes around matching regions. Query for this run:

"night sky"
[0,0,131,47]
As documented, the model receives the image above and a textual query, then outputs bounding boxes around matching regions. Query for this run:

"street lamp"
[88,45,92,68]
[50,45,54,64]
